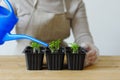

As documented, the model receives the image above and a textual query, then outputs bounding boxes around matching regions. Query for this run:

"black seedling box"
[45,47,65,70]
[23,46,86,70]
[66,47,86,70]
[23,46,44,70]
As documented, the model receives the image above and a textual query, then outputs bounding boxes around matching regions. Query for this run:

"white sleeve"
[71,0,94,45]
[0,0,10,9]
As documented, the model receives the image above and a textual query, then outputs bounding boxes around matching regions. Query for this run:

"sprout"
[49,39,61,53]
[30,42,41,53]
[70,43,79,54]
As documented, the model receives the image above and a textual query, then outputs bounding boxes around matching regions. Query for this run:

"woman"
[0,0,99,66]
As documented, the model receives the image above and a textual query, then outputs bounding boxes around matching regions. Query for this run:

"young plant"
[70,43,79,54]
[30,42,41,53]
[49,39,61,53]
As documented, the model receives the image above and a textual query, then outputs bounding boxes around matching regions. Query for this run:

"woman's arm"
[71,0,93,44]
[68,0,99,66]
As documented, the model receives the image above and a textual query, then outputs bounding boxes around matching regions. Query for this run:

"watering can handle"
[4,0,14,13]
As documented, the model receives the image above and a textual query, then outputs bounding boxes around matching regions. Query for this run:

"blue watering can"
[0,0,48,47]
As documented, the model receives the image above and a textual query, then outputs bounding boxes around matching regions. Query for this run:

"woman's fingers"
[81,42,99,67]
[84,48,99,66]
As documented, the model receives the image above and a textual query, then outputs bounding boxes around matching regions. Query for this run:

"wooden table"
[0,55,120,80]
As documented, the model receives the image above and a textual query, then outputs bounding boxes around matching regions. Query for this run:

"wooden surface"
[0,55,120,80]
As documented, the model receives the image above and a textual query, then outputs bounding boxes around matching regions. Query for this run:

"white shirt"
[0,0,93,54]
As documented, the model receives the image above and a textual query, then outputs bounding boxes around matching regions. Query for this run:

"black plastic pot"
[66,47,86,70]
[23,46,44,70]
[45,47,65,70]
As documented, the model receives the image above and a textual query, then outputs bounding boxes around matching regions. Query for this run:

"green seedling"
[49,39,61,53]
[70,43,79,54]
[30,42,41,53]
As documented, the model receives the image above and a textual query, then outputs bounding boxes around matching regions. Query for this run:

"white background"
[84,0,120,55]
[0,0,120,55]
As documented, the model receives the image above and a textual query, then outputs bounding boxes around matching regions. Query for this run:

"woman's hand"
[81,42,99,67]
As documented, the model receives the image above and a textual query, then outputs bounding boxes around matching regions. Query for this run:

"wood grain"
[0,55,120,80]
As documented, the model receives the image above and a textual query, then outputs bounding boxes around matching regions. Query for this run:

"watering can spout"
[3,33,49,47]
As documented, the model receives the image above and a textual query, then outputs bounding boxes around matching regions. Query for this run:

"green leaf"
[49,39,61,53]
[70,43,79,54]
[30,42,41,53]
